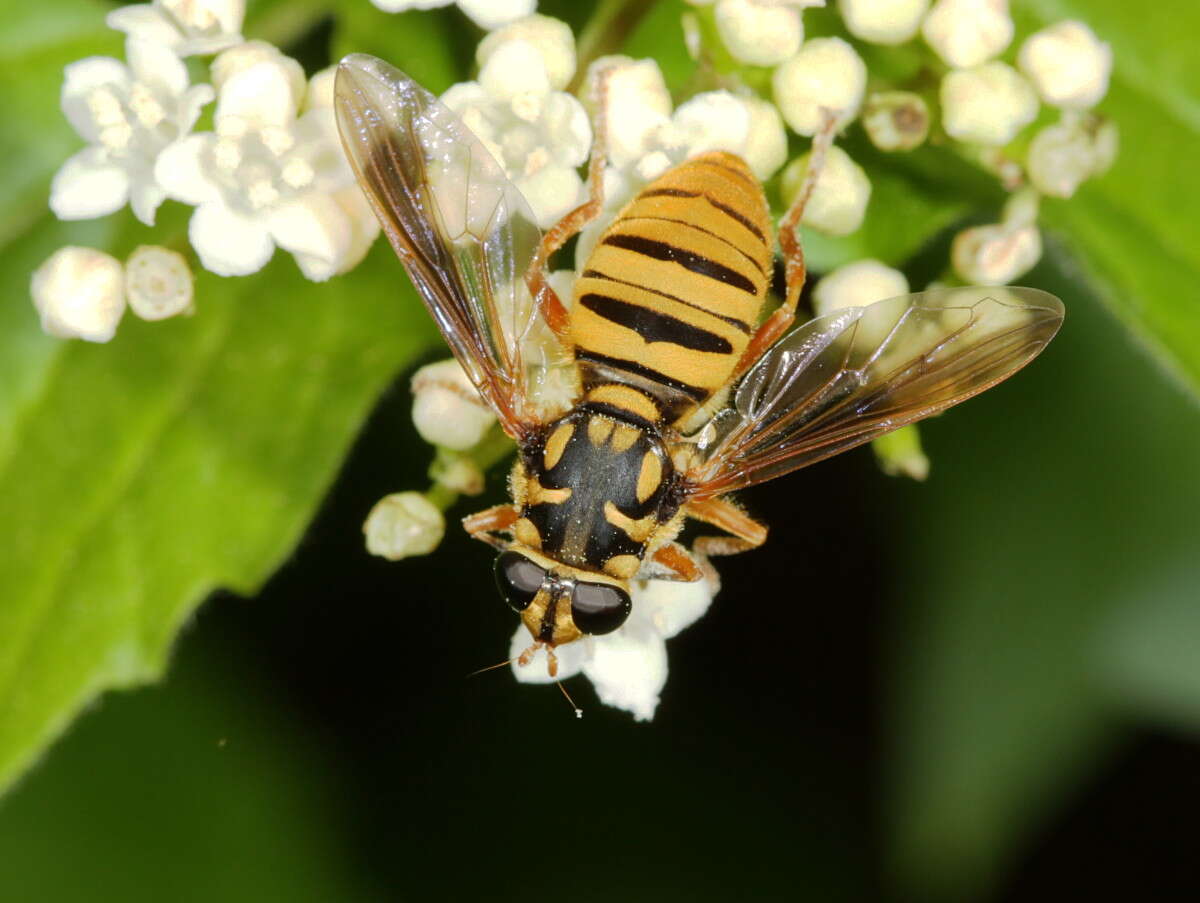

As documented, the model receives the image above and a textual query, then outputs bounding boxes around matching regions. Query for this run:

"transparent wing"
[685,286,1064,500]
[334,53,563,437]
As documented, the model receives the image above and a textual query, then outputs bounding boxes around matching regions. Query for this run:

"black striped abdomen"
[571,152,772,425]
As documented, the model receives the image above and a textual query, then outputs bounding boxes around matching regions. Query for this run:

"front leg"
[684,496,768,558]
[462,504,519,549]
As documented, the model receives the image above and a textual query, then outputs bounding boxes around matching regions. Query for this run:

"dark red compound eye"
[493,551,545,613]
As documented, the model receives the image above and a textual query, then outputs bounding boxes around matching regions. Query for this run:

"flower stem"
[569,0,659,93]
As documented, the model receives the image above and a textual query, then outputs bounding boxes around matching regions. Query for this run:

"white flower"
[156,50,375,279]
[107,0,244,57]
[951,221,1041,284]
[410,358,497,450]
[740,97,789,181]
[922,0,1013,68]
[813,259,909,314]
[592,56,673,170]
[30,246,126,342]
[369,0,535,30]
[477,14,575,90]
[839,0,929,45]
[772,37,867,136]
[210,40,306,104]
[510,570,717,720]
[441,41,590,228]
[940,62,1037,146]
[714,0,805,67]
[861,90,930,151]
[125,244,194,319]
[1018,20,1112,110]
[1027,113,1117,199]
[780,144,871,236]
[364,492,446,560]
[51,39,214,226]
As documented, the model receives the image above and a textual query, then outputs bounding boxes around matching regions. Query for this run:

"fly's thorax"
[512,405,680,579]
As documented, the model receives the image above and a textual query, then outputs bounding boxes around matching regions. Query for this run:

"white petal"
[582,625,668,721]
[30,246,126,342]
[126,37,188,98]
[781,144,871,236]
[538,92,591,166]
[268,193,352,282]
[516,165,584,229]
[214,51,303,127]
[633,574,717,639]
[188,201,275,276]
[509,627,590,683]
[129,178,166,225]
[106,6,182,49]
[715,0,803,66]
[458,0,536,30]
[61,57,129,142]
[330,183,381,273]
[49,148,130,220]
[179,84,217,133]
[741,97,788,180]
[155,134,221,205]
[369,0,450,10]
[479,40,551,101]
[124,244,194,320]
[174,33,245,56]
[813,259,909,314]
[940,62,1038,146]
[597,57,673,169]
[478,15,577,91]
[671,90,751,157]
[772,37,867,135]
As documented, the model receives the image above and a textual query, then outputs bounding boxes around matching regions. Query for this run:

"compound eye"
[570,582,632,636]
[494,551,545,613]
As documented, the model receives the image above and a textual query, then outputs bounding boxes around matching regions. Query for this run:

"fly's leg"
[524,65,615,338]
[650,542,705,582]
[685,496,768,558]
[732,112,839,378]
[462,504,519,548]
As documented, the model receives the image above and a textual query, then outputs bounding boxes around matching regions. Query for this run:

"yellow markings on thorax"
[514,517,542,548]
[610,423,641,454]
[526,477,571,506]
[603,500,657,544]
[636,450,664,503]
[587,416,615,446]
[603,554,641,580]
[543,421,574,470]
[585,384,661,424]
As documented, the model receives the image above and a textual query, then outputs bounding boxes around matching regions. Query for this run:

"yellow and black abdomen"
[571,152,772,426]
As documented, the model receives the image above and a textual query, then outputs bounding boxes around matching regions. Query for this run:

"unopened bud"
[873,425,930,481]
[364,492,445,560]
[125,245,194,320]
[211,41,305,116]
[1019,20,1111,110]
[772,37,867,136]
[940,62,1037,146]
[715,0,804,67]
[1027,114,1117,198]
[922,0,1014,68]
[431,451,486,496]
[781,144,871,236]
[840,0,929,45]
[478,15,576,91]
[813,259,909,314]
[951,221,1042,285]
[862,91,930,151]
[411,359,496,451]
[31,246,125,342]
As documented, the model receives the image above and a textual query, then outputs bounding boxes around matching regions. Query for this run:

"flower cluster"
[36,0,379,342]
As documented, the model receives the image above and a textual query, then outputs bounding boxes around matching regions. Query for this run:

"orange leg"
[462,504,519,548]
[524,65,615,338]
[685,496,768,558]
[732,113,839,379]
[650,542,704,582]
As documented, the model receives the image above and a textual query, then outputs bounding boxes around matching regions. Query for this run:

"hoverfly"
[334,54,1063,675]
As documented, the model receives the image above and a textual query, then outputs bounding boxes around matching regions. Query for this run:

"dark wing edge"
[334,53,558,437]
[685,286,1065,499]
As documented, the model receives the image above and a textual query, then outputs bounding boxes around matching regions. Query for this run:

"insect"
[334,54,1063,675]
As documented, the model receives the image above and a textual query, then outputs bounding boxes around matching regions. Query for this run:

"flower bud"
[456,0,536,30]
[1019,20,1112,110]
[772,37,867,136]
[124,245,194,320]
[873,425,930,481]
[715,0,804,67]
[813,259,909,314]
[411,358,497,451]
[637,573,717,639]
[479,39,551,101]
[740,97,789,180]
[211,41,306,122]
[922,0,1013,68]
[781,144,871,236]
[363,492,445,560]
[431,452,486,496]
[861,91,930,151]
[1026,114,1118,198]
[31,246,125,342]
[591,56,672,169]
[839,0,929,45]
[951,222,1042,285]
[478,15,576,91]
[940,62,1037,146]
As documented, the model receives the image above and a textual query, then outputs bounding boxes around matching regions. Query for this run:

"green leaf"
[883,238,1200,899]
[1014,0,1200,396]
[331,2,464,94]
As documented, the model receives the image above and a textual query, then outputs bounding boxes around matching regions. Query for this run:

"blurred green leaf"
[0,1,455,793]
[331,3,463,94]
[883,238,1200,899]
[0,634,383,902]
[1014,0,1200,397]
